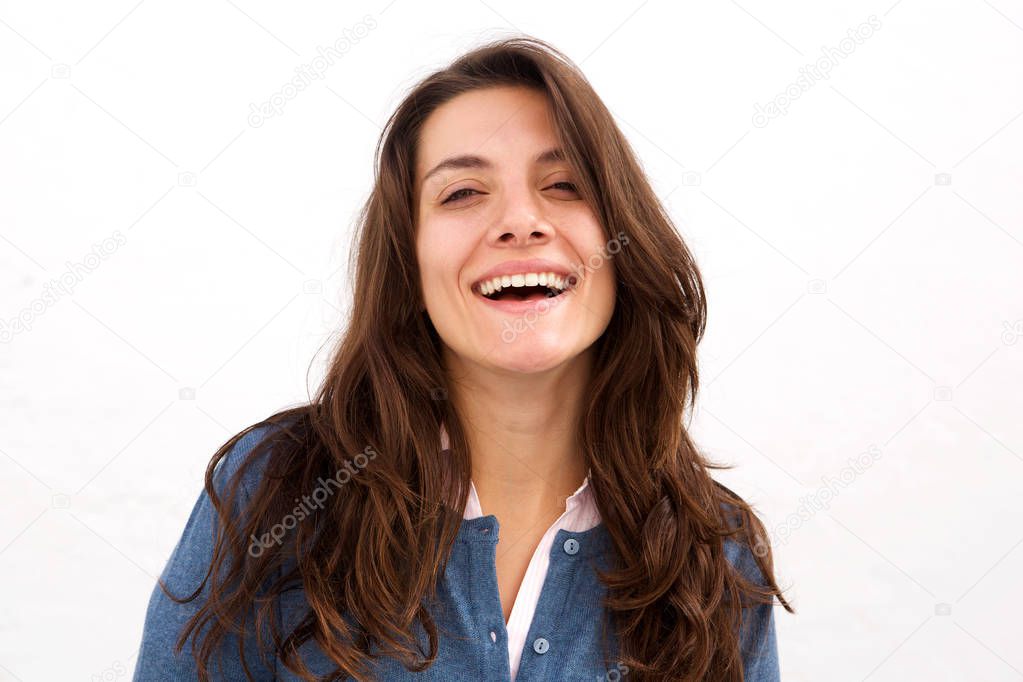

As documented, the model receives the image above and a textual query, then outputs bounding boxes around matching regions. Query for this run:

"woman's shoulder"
[210,411,309,503]
[133,418,298,680]
[713,481,773,587]
[713,482,783,680]
[211,421,282,496]
[151,413,307,578]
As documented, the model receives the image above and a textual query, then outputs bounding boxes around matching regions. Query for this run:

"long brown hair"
[166,35,794,681]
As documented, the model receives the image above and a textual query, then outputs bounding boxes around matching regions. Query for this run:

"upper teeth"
[477,272,569,296]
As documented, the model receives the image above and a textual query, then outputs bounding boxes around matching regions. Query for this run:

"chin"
[482,344,574,374]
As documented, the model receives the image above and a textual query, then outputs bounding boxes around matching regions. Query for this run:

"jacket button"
[533,637,550,654]
[563,538,579,555]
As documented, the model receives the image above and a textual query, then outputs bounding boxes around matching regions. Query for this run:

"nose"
[488,185,554,246]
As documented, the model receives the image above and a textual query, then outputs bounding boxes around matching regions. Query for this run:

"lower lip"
[473,290,571,314]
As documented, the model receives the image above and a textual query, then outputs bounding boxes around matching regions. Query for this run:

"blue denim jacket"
[132,426,780,680]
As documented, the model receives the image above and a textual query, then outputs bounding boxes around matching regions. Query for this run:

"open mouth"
[473,272,576,302]
[483,285,561,302]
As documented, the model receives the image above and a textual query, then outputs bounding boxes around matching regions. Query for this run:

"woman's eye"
[442,182,577,204]
[442,188,479,204]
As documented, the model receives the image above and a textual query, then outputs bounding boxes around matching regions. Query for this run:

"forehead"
[416,86,559,182]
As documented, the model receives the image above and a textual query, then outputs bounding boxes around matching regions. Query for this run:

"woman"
[133,36,793,681]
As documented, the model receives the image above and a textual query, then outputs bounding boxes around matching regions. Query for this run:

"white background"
[1,1,1022,680]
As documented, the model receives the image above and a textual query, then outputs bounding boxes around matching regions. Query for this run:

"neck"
[444,347,592,532]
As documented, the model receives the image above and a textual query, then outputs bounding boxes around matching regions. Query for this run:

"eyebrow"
[420,147,567,185]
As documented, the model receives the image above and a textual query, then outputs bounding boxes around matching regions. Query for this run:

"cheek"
[577,226,617,309]
[418,220,447,271]
[417,219,469,297]
[415,226,444,303]
[594,260,617,308]
[576,220,615,281]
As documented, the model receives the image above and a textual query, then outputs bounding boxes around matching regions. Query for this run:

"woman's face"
[415,85,616,375]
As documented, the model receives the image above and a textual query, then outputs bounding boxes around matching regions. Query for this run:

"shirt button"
[563,538,580,555]
[533,637,550,654]
[490,630,497,642]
